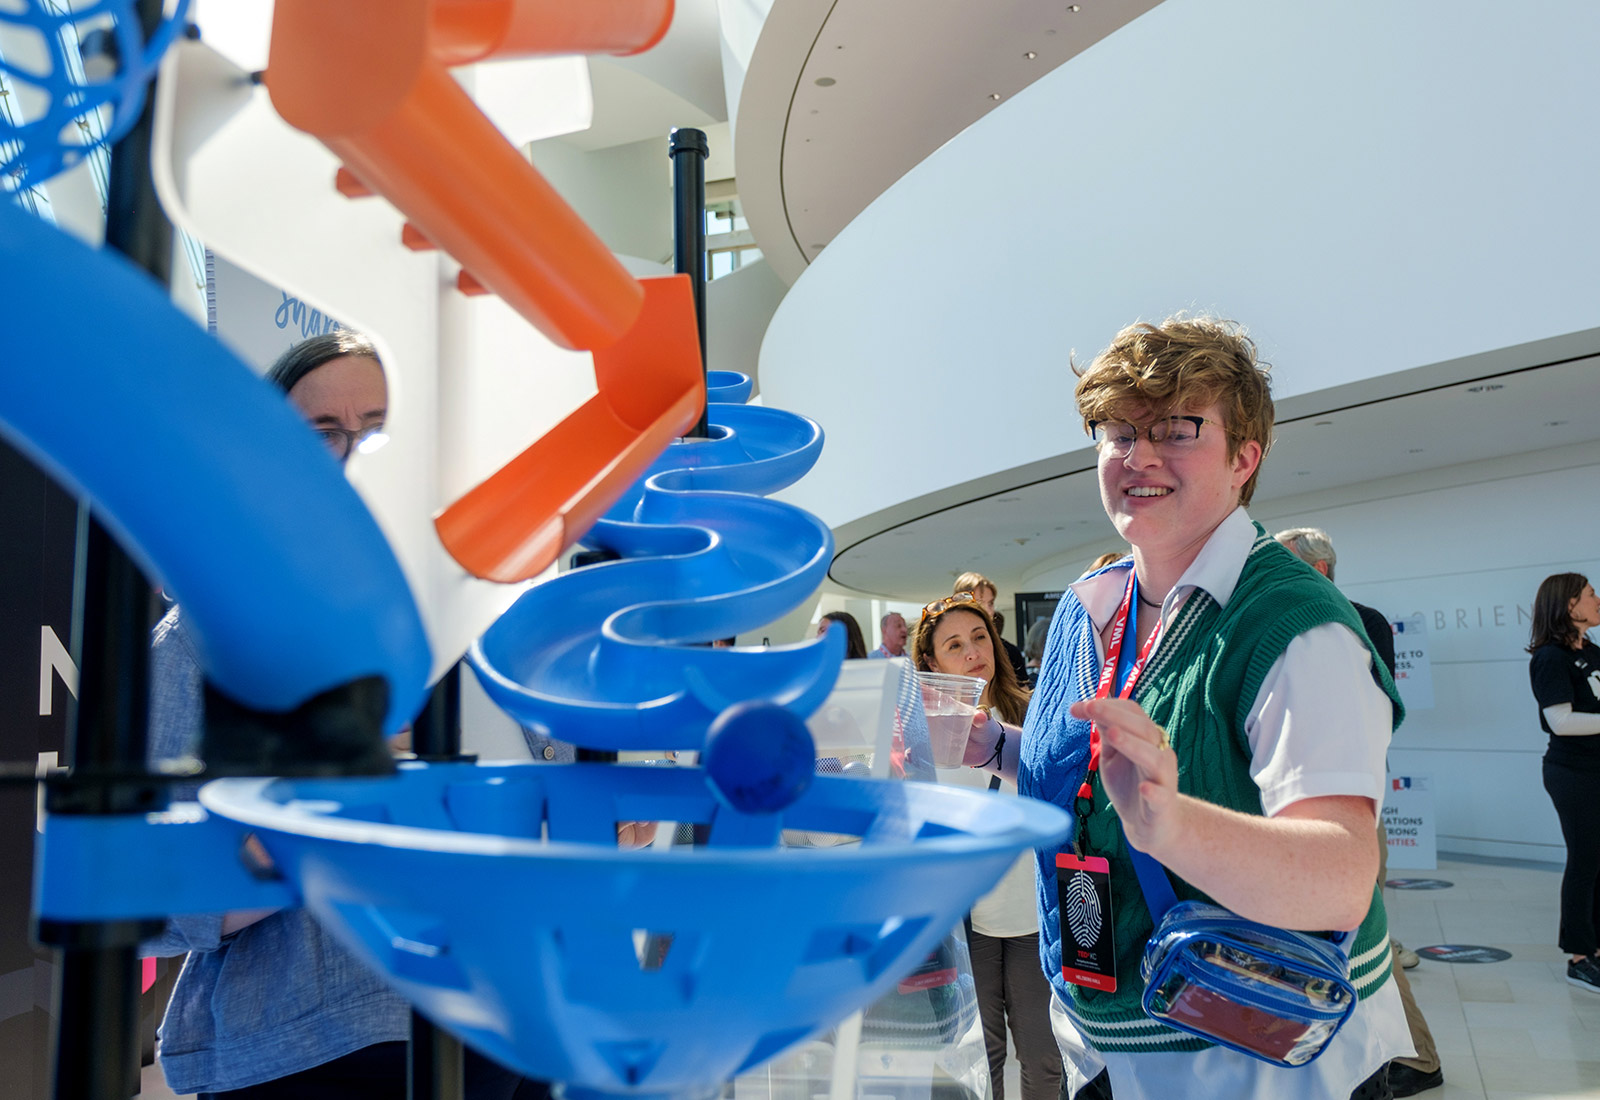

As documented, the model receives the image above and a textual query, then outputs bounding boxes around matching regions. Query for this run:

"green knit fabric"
[1064,528,1405,1053]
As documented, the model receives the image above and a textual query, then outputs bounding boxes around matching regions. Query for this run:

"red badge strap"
[1075,571,1164,804]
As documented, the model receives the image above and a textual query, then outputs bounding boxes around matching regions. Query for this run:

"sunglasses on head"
[921,591,979,623]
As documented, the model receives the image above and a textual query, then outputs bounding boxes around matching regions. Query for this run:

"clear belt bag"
[1128,841,1358,1067]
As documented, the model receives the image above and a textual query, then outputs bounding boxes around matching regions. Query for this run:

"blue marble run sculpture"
[2,3,1072,1098]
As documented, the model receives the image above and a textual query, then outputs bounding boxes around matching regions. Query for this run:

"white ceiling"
[738,0,1165,283]
[827,354,1600,600]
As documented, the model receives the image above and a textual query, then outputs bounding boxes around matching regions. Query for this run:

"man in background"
[869,611,908,659]
[1276,526,1442,1099]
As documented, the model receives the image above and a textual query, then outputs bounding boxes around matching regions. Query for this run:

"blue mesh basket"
[201,761,1070,1100]
[0,0,191,190]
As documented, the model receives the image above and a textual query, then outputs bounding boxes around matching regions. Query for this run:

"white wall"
[706,258,787,390]
[527,137,674,265]
[759,0,1600,533]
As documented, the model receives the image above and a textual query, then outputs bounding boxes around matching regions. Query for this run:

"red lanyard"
[1075,571,1164,803]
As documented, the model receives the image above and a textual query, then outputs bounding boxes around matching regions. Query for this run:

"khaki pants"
[1377,820,1440,1073]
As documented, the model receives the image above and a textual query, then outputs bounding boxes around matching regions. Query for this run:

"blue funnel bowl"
[201,762,1072,1100]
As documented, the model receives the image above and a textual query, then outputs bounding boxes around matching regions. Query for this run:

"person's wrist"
[964,713,1004,767]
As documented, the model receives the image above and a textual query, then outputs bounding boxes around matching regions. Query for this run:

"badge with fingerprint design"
[1056,852,1116,991]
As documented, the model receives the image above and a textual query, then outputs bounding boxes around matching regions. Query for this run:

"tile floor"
[140,856,1600,1100]
[1381,856,1600,1100]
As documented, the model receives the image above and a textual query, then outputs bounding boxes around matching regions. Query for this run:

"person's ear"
[1229,438,1263,492]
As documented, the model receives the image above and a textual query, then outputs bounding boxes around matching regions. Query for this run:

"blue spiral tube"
[469,392,842,750]
[0,197,431,733]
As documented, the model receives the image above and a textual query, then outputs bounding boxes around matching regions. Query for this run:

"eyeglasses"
[921,591,979,623]
[1087,415,1228,457]
[315,425,386,461]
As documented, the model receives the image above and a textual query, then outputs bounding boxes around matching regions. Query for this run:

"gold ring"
[1157,727,1171,751]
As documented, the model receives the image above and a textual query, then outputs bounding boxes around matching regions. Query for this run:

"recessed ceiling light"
[989,93,1002,101]
[1024,51,1037,59]
[1464,383,1504,393]
[1068,4,1081,10]
[814,76,836,87]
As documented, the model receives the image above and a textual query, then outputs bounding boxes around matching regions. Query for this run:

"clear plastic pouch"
[1139,901,1357,1067]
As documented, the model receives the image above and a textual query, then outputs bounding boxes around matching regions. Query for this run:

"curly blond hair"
[1075,315,1274,505]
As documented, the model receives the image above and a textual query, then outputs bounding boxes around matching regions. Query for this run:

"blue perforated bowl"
[202,761,1070,1100]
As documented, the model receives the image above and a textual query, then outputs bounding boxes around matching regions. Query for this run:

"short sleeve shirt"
[1530,640,1600,766]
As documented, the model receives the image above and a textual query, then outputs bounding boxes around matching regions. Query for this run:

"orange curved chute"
[265,0,708,583]
[435,276,704,583]
[431,0,673,66]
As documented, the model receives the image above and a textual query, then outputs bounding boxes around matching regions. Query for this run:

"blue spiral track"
[470,371,846,751]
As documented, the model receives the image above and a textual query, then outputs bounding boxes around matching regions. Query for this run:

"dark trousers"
[1543,757,1600,957]
[968,929,1062,1100]
[1067,1063,1393,1100]
[200,1041,548,1100]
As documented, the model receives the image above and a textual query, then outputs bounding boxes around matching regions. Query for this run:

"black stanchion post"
[38,3,172,1097]
[669,126,710,439]
[408,665,466,1100]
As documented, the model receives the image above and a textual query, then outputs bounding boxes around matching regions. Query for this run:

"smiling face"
[1569,583,1600,632]
[1097,399,1262,568]
[927,607,995,691]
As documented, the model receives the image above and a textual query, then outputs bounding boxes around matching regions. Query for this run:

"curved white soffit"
[733,0,1162,286]
[762,0,1600,538]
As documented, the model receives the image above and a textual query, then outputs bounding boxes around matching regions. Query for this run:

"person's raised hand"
[1068,696,1180,853]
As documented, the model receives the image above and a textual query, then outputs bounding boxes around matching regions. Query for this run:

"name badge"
[1056,852,1116,991]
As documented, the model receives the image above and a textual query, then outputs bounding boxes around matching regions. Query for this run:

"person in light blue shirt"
[142,332,539,1100]
[869,611,908,659]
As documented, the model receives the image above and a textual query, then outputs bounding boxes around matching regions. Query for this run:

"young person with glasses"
[961,316,1407,1100]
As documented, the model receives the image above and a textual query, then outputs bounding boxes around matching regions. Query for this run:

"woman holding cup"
[913,592,1061,1100]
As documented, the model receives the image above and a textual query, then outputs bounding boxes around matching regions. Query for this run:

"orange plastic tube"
[266,0,708,583]
[435,276,706,582]
[432,0,674,66]
[267,0,645,351]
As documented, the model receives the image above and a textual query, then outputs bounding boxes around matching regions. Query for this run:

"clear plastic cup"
[915,671,986,766]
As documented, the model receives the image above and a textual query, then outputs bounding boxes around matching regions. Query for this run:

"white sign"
[1383,775,1437,870]
[208,251,348,374]
[1391,614,1435,711]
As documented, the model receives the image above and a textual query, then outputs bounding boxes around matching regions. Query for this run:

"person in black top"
[1527,572,1600,995]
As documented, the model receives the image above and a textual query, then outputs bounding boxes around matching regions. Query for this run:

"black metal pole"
[408,666,466,1100]
[39,4,172,1098]
[669,127,709,439]
[410,663,464,761]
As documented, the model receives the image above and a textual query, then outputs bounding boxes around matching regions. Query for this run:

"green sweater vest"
[1064,529,1405,1053]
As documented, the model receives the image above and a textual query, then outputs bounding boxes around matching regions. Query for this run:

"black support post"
[408,666,467,1100]
[669,126,710,439]
[39,4,172,1098]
